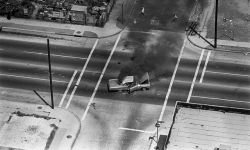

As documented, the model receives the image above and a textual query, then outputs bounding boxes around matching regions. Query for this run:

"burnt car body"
[107,73,150,93]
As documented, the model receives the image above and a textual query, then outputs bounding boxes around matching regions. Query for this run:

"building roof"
[71,4,87,13]
[165,102,250,150]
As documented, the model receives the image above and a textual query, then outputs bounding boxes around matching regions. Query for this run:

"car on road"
[107,72,150,93]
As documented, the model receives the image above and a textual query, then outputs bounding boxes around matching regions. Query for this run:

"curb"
[186,33,250,54]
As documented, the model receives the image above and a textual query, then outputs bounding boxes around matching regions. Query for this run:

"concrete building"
[70,4,87,25]
[160,102,250,150]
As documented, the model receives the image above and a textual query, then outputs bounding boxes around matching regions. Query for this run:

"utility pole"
[47,39,54,109]
[214,0,218,48]
[121,2,124,24]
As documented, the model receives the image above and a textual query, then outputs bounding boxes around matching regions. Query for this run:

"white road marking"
[149,37,188,150]
[81,32,122,122]
[200,51,211,83]
[58,70,77,107]
[187,49,204,103]
[206,70,250,77]
[119,127,155,134]
[24,51,86,60]
[192,95,250,104]
[0,73,67,83]
[3,27,55,34]
[65,39,99,109]
[158,37,187,122]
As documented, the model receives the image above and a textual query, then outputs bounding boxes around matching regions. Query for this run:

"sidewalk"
[0,0,128,39]
[0,100,80,150]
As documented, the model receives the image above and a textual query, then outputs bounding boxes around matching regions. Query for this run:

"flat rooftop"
[165,102,250,150]
[0,100,80,150]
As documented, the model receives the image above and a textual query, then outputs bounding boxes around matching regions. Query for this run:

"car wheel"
[142,87,146,91]
[107,84,110,92]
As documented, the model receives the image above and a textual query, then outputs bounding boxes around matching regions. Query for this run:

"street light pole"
[121,2,124,24]
[47,39,54,109]
[214,0,218,48]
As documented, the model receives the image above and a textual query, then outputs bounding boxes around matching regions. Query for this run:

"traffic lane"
[89,79,190,106]
[190,96,250,109]
[72,97,162,150]
[206,61,250,75]
[0,38,94,57]
[192,83,250,103]
[0,38,127,61]
[0,74,67,93]
[175,57,250,78]
[176,67,250,88]
[0,61,76,81]
[202,72,250,88]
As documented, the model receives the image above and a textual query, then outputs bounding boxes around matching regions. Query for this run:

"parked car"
[107,72,150,93]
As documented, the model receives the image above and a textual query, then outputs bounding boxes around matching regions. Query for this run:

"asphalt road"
[1,32,250,150]
[0,32,250,108]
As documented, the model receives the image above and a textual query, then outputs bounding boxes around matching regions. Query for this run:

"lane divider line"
[149,37,187,150]
[187,49,205,103]
[24,51,87,60]
[65,39,99,109]
[200,51,211,83]
[0,73,67,83]
[206,70,250,78]
[192,95,250,104]
[58,70,77,107]
[119,127,155,134]
[158,38,187,122]
[81,32,122,122]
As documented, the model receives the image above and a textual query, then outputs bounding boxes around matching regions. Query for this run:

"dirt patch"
[206,0,250,42]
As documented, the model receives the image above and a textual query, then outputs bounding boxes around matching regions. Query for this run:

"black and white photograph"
[0,0,250,149]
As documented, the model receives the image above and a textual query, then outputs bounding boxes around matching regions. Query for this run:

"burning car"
[107,72,150,93]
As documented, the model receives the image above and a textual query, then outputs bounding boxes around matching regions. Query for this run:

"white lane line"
[58,70,77,107]
[3,27,55,34]
[192,95,250,104]
[200,51,211,83]
[0,73,67,83]
[206,70,250,78]
[24,51,87,60]
[119,127,155,134]
[187,49,205,103]
[65,39,99,109]
[81,32,122,122]
[148,37,187,150]
[158,37,187,122]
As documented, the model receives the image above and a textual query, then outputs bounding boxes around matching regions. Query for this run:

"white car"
[107,72,150,93]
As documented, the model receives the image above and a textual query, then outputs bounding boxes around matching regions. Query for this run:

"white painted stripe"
[206,70,250,77]
[3,27,55,34]
[0,73,67,83]
[58,70,77,107]
[119,127,155,134]
[24,51,86,60]
[149,37,188,150]
[81,32,122,122]
[200,51,211,83]
[158,37,187,122]
[192,95,250,104]
[65,39,99,109]
[187,49,204,103]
